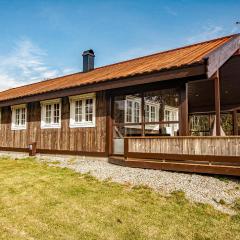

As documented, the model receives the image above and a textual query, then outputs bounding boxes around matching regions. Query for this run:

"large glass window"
[189,112,234,136]
[189,114,214,136]
[113,88,180,138]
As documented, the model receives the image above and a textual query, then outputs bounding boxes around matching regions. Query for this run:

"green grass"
[0,158,239,240]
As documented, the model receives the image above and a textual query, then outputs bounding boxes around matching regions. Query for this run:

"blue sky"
[0,0,239,90]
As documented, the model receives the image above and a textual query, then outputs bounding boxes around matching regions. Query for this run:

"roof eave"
[0,62,206,108]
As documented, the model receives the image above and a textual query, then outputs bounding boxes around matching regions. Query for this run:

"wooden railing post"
[124,138,128,160]
[29,142,37,156]
[233,111,238,136]
[213,71,221,136]
[179,83,189,136]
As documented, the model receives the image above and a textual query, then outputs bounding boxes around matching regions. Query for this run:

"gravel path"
[39,157,240,215]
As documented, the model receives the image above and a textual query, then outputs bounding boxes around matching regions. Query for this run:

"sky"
[0,0,239,91]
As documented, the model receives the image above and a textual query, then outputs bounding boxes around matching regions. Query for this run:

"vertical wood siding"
[128,137,240,156]
[0,92,107,153]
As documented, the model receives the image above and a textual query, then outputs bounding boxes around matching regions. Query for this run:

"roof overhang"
[0,63,206,107]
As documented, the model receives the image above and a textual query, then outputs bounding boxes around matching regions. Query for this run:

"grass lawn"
[0,158,239,240]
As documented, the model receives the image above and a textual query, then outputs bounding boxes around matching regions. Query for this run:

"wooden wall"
[0,91,107,155]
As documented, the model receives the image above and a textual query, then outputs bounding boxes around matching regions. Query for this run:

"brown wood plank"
[126,152,240,163]
[36,149,107,157]
[213,71,221,136]
[179,83,189,136]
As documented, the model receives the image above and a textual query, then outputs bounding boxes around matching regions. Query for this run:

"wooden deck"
[109,137,240,176]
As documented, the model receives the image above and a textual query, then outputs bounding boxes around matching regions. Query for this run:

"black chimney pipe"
[82,49,95,72]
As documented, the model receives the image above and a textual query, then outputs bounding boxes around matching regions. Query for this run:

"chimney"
[82,49,95,72]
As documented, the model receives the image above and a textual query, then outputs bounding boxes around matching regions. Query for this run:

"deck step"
[109,156,240,176]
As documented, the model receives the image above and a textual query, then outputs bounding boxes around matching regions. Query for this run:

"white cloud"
[186,25,224,44]
[0,38,73,91]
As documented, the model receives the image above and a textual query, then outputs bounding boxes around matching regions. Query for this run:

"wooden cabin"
[0,34,240,176]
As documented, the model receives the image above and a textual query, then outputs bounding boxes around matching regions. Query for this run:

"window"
[69,93,96,128]
[144,101,159,122]
[124,96,141,123]
[11,104,27,130]
[41,99,61,129]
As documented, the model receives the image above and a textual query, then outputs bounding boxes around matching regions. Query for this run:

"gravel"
[39,157,240,215]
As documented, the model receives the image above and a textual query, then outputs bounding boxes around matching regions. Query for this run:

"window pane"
[150,106,156,122]
[54,103,60,124]
[21,108,26,125]
[45,104,52,124]
[75,100,83,122]
[85,98,93,122]
[189,114,217,136]
[134,102,140,123]
[145,105,150,122]
[16,109,20,125]
[113,95,125,124]
[126,100,132,123]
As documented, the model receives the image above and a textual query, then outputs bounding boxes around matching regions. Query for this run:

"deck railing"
[123,136,240,176]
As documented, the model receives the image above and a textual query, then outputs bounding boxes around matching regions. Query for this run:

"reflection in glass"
[113,88,180,138]
[221,113,233,136]
[113,124,142,138]
[145,123,179,136]
[190,115,213,136]
[144,89,179,123]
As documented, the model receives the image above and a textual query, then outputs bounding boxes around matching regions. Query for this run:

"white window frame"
[124,96,142,124]
[144,100,159,123]
[69,93,96,128]
[40,99,62,129]
[11,104,27,130]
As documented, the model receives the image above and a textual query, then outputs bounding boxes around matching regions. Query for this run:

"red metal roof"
[0,34,237,102]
